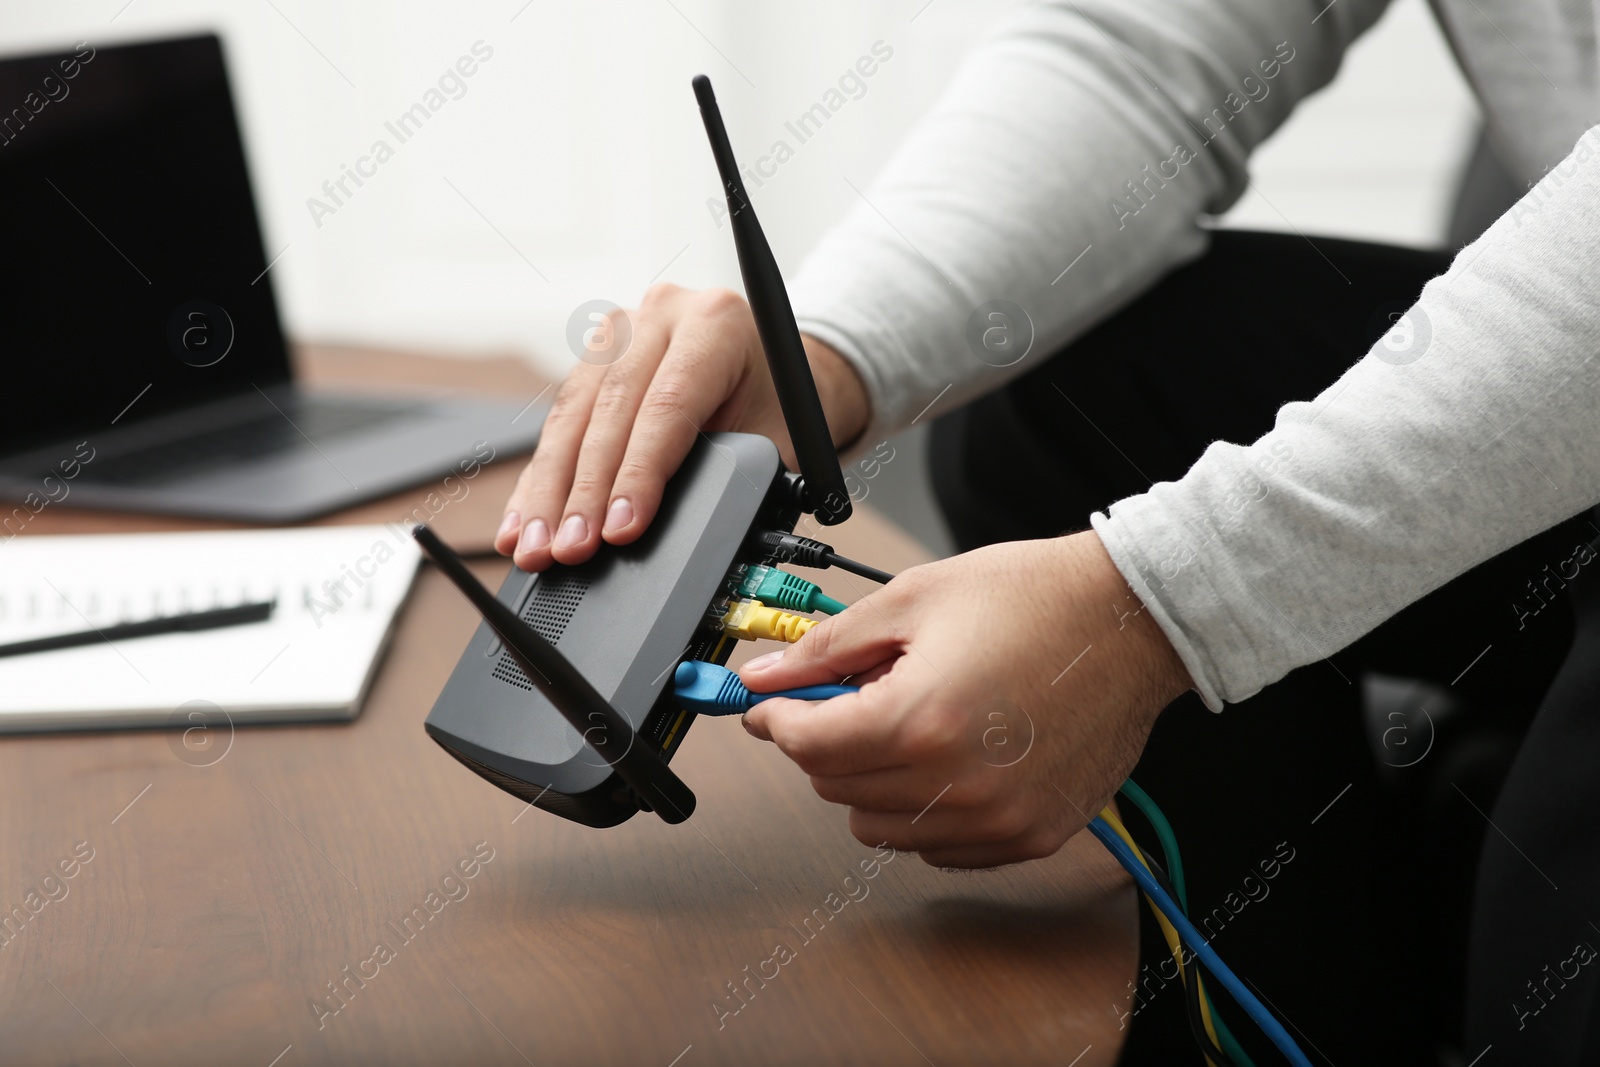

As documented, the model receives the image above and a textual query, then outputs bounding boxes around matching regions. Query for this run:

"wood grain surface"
[0,345,1134,1066]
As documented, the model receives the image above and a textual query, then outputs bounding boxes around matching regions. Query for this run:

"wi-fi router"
[415,75,868,828]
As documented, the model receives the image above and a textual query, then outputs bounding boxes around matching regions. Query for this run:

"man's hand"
[740,531,1193,869]
[496,284,870,572]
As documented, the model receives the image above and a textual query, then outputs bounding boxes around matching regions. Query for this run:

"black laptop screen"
[0,34,290,452]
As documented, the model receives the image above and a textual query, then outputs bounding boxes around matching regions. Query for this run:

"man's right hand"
[495,284,871,572]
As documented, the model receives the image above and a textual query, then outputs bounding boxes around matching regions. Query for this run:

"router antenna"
[411,525,697,824]
[693,74,853,525]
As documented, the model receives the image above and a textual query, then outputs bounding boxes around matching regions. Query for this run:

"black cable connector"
[751,530,830,569]
[751,530,895,585]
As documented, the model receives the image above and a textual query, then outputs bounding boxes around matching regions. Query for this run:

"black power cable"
[824,550,895,585]
[751,530,896,585]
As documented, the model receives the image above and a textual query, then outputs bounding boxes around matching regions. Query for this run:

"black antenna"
[693,74,852,525]
[411,525,696,824]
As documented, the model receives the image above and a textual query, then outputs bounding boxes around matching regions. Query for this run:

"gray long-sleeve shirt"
[788,0,1600,708]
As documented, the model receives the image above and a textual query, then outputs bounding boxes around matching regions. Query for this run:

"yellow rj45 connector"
[719,598,816,643]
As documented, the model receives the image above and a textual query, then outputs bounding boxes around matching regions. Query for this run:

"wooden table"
[0,346,1134,1066]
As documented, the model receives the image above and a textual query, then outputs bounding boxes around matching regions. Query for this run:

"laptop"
[0,34,544,523]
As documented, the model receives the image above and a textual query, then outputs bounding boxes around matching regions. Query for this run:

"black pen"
[0,600,277,659]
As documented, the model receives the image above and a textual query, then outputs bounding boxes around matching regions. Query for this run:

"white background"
[2,0,1478,380]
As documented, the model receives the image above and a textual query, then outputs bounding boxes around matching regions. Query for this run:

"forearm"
[1094,126,1600,707]
[790,0,1387,439]
[803,334,870,452]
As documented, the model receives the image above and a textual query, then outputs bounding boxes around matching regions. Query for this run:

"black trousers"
[929,231,1598,1065]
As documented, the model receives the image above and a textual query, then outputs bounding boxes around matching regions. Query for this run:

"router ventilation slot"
[491,566,593,691]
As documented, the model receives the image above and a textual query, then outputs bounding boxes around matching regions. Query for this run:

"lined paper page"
[0,526,421,729]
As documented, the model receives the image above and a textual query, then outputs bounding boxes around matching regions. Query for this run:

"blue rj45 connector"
[671,661,856,716]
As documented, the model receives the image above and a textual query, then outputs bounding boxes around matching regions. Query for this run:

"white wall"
[1,0,1476,379]
[1219,0,1478,245]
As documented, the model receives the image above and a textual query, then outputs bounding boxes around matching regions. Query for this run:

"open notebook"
[0,525,421,732]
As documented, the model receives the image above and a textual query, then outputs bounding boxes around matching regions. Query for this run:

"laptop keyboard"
[83,396,422,486]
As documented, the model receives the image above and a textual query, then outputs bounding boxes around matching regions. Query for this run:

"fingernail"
[497,511,521,540]
[744,650,785,672]
[518,518,550,554]
[603,497,634,535]
[555,514,588,550]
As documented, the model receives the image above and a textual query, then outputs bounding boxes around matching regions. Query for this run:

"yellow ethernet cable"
[720,598,816,643]
[1100,806,1225,1067]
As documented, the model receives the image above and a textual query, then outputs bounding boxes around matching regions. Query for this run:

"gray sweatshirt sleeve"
[1092,127,1600,708]
[788,0,1389,440]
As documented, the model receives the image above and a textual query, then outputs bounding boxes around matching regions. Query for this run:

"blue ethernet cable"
[1088,817,1313,1067]
[678,659,1310,1065]
[671,661,855,715]
[1120,779,1257,1067]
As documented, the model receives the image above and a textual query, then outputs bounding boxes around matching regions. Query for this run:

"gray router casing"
[424,432,788,827]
